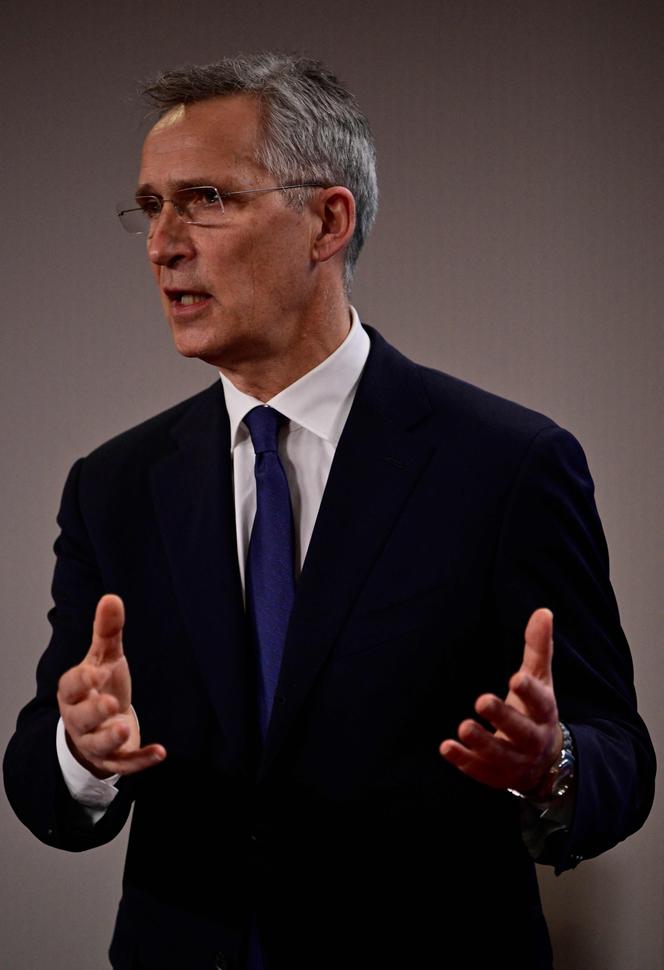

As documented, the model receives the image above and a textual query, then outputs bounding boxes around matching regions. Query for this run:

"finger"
[507,672,558,725]
[63,692,120,737]
[79,716,133,759]
[475,694,548,751]
[456,718,520,761]
[439,738,476,771]
[439,736,521,789]
[88,594,125,665]
[58,663,108,705]
[95,744,167,777]
[520,608,553,682]
[440,720,545,790]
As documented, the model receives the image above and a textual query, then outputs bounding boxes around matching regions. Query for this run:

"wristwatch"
[508,722,575,804]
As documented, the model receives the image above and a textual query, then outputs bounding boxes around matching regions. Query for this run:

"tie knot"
[244,405,283,454]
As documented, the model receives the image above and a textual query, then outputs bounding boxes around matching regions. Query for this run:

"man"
[3,53,655,970]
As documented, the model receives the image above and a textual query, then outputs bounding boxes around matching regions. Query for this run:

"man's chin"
[171,334,235,369]
[168,323,273,372]
[173,341,205,360]
[168,320,220,363]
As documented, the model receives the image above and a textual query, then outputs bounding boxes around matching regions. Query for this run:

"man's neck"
[218,301,352,401]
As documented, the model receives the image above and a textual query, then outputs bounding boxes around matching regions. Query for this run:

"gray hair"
[140,52,378,292]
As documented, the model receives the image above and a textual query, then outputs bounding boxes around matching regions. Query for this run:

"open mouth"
[165,289,211,306]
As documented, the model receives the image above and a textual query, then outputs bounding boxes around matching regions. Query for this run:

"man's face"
[138,95,319,373]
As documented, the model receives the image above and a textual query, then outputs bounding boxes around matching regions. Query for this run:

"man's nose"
[147,203,195,266]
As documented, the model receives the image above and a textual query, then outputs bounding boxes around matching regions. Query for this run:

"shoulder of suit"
[365,325,561,442]
[418,363,558,437]
[80,381,223,471]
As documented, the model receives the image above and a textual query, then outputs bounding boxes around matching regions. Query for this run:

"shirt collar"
[220,306,370,449]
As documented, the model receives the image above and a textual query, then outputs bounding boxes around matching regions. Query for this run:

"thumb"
[88,594,125,665]
[520,607,554,682]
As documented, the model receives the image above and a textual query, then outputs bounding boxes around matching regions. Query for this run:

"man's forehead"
[144,94,260,143]
[139,95,263,188]
[150,103,187,133]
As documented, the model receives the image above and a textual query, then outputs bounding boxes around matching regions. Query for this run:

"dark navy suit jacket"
[4,327,655,970]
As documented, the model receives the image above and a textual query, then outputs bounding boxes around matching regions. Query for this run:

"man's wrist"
[64,727,115,780]
[56,718,120,809]
[508,722,575,805]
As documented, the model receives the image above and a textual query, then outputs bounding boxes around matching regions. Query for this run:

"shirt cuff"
[519,777,576,859]
[56,717,119,822]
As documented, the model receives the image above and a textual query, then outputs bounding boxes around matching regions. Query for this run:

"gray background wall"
[1,1,662,967]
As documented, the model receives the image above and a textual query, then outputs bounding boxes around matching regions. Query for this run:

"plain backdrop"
[1,1,662,968]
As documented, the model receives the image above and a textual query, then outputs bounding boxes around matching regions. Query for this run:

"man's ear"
[310,187,356,265]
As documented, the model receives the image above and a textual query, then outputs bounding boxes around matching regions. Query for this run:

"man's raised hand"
[57,594,166,779]
[439,608,562,795]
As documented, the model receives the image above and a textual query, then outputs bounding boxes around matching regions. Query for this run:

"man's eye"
[180,187,219,208]
[137,198,161,218]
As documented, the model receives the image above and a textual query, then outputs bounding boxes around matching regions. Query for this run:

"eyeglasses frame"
[116,182,330,234]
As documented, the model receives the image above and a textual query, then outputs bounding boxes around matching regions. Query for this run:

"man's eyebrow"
[134,177,223,197]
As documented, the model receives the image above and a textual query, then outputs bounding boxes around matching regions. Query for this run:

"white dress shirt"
[222,307,370,587]
[56,308,370,815]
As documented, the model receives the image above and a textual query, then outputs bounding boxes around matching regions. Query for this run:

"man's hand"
[439,608,562,795]
[57,594,166,779]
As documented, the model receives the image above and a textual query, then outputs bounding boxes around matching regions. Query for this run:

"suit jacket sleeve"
[3,458,135,851]
[491,424,655,872]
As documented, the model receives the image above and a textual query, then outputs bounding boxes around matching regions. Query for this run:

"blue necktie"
[244,405,295,742]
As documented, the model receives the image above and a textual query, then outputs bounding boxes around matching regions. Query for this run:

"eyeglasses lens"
[175,187,225,225]
[116,187,225,234]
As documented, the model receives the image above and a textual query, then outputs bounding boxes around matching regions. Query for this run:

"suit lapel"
[150,383,253,772]
[260,330,435,775]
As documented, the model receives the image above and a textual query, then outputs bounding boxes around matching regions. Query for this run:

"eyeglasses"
[116,183,328,234]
